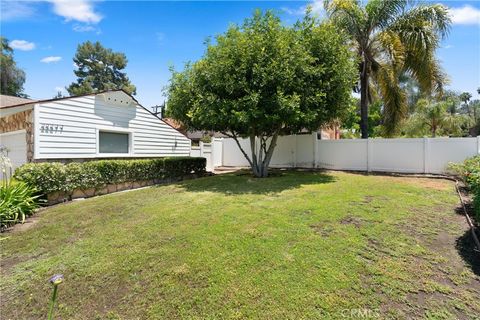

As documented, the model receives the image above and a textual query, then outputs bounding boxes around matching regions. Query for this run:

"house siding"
[35,94,190,159]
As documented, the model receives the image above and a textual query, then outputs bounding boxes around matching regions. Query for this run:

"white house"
[0,90,191,171]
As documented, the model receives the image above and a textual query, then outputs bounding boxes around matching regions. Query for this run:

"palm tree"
[325,0,451,138]
[405,99,466,137]
[459,91,472,116]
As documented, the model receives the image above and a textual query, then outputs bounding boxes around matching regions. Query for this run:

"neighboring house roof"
[162,118,186,132]
[0,95,35,108]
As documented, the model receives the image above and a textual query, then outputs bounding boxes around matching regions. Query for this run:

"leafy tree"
[0,37,27,97]
[325,0,451,138]
[167,11,356,177]
[67,41,136,96]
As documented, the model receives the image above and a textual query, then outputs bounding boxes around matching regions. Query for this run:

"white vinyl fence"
[192,133,480,174]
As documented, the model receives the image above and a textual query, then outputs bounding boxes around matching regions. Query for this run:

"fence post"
[367,139,372,172]
[313,132,318,168]
[199,141,204,158]
[423,137,429,174]
[293,135,297,168]
[477,136,480,155]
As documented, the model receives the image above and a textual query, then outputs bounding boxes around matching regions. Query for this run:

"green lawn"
[1,171,479,319]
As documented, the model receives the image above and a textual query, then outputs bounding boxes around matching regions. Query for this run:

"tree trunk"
[248,134,278,178]
[229,133,279,178]
[360,61,369,139]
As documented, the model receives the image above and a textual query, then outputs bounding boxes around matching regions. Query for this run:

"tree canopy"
[0,37,27,97]
[325,0,451,138]
[67,41,136,96]
[167,10,356,177]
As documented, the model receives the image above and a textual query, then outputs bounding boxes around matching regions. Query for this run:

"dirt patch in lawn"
[384,200,480,317]
[390,176,453,191]
[340,216,363,228]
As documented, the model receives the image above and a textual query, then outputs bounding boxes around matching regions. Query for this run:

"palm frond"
[373,30,406,72]
[324,0,366,40]
[375,65,407,136]
[365,0,407,30]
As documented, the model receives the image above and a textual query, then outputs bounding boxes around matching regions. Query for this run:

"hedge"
[14,157,206,196]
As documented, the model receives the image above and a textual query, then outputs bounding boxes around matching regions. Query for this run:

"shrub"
[13,162,67,194]
[449,155,480,191]
[474,188,480,221]
[14,157,206,197]
[450,155,480,221]
[0,182,41,228]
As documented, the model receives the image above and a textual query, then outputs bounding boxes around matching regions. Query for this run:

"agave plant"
[0,182,41,228]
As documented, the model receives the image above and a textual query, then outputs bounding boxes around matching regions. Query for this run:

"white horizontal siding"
[35,93,191,159]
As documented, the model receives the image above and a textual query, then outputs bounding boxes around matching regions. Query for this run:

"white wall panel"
[35,92,191,159]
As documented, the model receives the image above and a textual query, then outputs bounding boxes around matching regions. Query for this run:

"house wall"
[0,109,34,162]
[34,94,191,160]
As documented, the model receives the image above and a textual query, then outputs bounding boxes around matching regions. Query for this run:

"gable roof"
[0,95,35,108]
[0,89,141,110]
[0,89,189,139]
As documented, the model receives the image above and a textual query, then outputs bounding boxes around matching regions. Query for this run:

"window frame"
[96,126,134,157]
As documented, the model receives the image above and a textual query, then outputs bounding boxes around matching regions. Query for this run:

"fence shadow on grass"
[177,169,336,195]
[455,230,480,276]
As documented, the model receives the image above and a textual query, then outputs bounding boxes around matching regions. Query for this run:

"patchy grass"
[1,171,479,319]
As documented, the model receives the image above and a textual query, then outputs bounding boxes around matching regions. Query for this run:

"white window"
[99,131,130,154]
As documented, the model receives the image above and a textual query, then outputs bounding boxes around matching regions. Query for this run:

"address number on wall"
[40,123,64,134]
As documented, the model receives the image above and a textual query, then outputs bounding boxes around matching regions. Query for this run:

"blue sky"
[1,0,480,109]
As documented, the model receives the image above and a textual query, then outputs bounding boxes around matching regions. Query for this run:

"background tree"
[325,0,451,138]
[459,92,472,117]
[0,37,27,97]
[67,41,136,96]
[340,98,384,138]
[167,11,356,177]
[404,98,466,137]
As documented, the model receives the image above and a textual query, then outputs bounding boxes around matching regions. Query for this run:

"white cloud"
[443,44,453,49]
[9,40,36,51]
[49,0,102,24]
[54,86,67,93]
[41,56,62,63]
[449,5,480,25]
[73,24,96,32]
[282,0,323,16]
[0,1,36,21]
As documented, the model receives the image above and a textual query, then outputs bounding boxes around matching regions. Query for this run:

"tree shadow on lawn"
[177,169,336,195]
[456,229,480,276]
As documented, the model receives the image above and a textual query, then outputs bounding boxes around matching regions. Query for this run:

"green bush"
[14,157,206,197]
[474,188,480,220]
[450,155,480,191]
[450,155,480,221]
[13,162,67,194]
[0,182,41,228]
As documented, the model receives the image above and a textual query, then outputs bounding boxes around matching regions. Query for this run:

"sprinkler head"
[49,274,64,286]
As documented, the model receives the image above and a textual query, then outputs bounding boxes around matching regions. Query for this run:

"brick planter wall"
[46,173,211,205]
